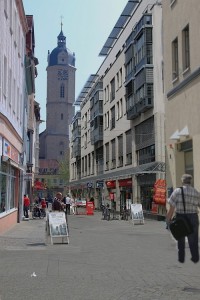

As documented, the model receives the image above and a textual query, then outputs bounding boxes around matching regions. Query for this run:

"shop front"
[0,137,22,233]
[119,178,132,213]
[105,180,116,210]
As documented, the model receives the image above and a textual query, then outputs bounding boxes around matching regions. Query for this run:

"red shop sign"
[106,181,116,189]
[118,179,132,187]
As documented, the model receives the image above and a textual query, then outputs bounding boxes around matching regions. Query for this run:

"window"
[120,98,123,118]
[126,130,132,165]
[182,25,190,71]
[60,83,65,98]
[111,139,116,169]
[116,102,119,120]
[119,68,122,87]
[110,77,115,101]
[105,143,109,170]
[61,113,63,120]
[110,106,115,129]
[172,38,179,80]
[118,134,123,167]
[106,111,109,129]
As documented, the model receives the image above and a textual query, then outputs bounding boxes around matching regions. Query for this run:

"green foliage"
[58,150,70,183]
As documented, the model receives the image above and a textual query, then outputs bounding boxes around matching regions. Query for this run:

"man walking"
[65,194,71,215]
[166,174,200,263]
[23,194,30,219]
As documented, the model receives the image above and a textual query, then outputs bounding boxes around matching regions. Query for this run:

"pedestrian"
[65,194,71,214]
[70,197,76,215]
[166,174,200,263]
[23,194,30,219]
[52,192,65,211]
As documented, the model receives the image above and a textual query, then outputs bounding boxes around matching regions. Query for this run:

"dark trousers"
[24,206,29,218]
[66,204,70,214]
[177,213,199,263]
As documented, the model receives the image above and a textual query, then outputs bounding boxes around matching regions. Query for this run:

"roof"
[74,74,99,106]
[99,0,139,56]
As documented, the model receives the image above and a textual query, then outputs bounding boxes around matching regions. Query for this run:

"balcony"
[96,159,104,175]
[91,125,103,145]
[126,104,139,120]
[72,126,81,141]
[91,100,103,117]
[136,97,153,114]
[73,142,81,158]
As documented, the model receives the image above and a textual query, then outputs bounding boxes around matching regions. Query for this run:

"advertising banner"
[131,204,144,225]
[48,212,69,244]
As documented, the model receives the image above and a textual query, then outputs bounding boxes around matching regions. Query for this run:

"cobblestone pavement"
[0,212,199,300]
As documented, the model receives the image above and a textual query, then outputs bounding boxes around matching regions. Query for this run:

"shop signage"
[153,179,166,205]
[3,139,11,158]
[24,173,33,181]
[2,139,19,163]
[118,179,132,187]
[106,181,116,189]
[87,182,93,188]
[96,181,104,188]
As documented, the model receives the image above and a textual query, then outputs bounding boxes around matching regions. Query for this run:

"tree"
[58,150,70,183]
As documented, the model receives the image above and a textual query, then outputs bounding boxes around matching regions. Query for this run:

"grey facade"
[39,26,75,161]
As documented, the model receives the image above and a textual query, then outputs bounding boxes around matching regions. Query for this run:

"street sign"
[24,173,32,180]
[87,182,93,188]
[96,181,104,188]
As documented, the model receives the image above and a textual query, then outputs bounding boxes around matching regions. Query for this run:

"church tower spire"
[57,19,66,48]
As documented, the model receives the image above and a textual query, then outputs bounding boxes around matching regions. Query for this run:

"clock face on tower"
[57,69,68,80]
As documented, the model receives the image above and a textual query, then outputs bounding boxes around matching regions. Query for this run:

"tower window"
[60,84,65,98]
[61,113,63,120]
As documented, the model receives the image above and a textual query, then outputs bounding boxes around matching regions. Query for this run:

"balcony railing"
[72,126,81,141]
[91,125,103,145]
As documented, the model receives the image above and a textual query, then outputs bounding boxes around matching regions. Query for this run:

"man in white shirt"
[65,194,71,215]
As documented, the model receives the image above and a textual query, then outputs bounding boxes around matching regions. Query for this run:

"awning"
[69,161,165,186]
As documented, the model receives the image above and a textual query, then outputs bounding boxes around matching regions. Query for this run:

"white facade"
[70,0,165,216]
[163,0,200,191]
[0,0,28,232]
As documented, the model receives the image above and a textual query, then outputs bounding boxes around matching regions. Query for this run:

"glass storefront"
[0,162,16,213]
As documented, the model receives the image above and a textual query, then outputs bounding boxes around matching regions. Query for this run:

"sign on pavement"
[131,204,144,225]
[48,212,69,244]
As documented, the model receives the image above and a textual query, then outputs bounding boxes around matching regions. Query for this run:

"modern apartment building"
[70,0,165,217]
[163,0,200,192]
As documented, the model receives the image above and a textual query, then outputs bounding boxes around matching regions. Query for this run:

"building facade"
[70,0,165,218]
[0,0,40,233]
[163,0,200,192]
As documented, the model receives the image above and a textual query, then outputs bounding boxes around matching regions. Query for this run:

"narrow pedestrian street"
[0,212,199,300]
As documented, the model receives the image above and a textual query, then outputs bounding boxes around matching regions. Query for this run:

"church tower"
[39,24,75,161]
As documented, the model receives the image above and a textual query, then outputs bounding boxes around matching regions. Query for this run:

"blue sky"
[23,0,128,132]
